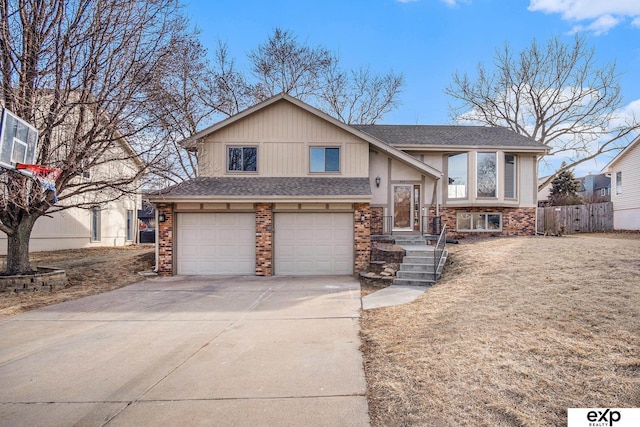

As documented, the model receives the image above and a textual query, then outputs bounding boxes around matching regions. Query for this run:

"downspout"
[435,177,441,217]
[154,208,159,272]
[535,154,542,234]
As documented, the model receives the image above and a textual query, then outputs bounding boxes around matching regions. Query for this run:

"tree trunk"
[5,215,38,275]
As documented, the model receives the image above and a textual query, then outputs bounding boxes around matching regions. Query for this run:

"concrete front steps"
[392,236,447,287]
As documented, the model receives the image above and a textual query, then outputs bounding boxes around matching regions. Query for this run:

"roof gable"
[602,136,640,172]
[183,93,443,179]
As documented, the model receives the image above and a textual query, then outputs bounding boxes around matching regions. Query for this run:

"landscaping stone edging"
[0,267,67,293]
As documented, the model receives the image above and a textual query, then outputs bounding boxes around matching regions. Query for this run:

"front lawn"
[361,234,640,426]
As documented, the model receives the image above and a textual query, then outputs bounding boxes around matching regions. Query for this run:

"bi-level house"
[150,94,548,276]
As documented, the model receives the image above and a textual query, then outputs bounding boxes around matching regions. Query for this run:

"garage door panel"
[275,213,353,276]
[177,213,255,275]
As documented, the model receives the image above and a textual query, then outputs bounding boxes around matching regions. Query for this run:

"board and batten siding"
[199,99,370,177]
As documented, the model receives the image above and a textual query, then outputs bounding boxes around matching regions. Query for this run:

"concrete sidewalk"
[0,276,369,426]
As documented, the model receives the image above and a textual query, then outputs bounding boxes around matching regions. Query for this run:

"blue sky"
[183,0,640,176]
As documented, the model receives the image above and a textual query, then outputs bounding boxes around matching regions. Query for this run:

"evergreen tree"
[548,167,583,206]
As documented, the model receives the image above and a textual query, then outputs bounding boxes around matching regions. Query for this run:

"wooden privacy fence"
[537,202,613,234]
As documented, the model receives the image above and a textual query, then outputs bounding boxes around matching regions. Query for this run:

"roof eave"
[392,144,549,153]
[148,194,372,203]
[601,135,640,173]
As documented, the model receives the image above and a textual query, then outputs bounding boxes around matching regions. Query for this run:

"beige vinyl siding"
[199,100,369,177]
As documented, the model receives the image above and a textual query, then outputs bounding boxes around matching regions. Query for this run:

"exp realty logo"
[568,408,640,427]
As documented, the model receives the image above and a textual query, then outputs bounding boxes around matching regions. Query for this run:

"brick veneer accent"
[370,206,384,235]
[428,206,537,239]
[255,203,273,276]
[156,203,174,276]
[354,203,371,273]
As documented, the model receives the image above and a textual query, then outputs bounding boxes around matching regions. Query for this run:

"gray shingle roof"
[353,125,547,148]
[152,177,371,198]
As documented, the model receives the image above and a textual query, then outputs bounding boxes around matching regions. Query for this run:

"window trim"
[456,212,503,232]
[309,146,341,173]
[226,145,258,173]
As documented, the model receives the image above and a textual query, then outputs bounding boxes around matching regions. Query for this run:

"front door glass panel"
[393,185,412,229]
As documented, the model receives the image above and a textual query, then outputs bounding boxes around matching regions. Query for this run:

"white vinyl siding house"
[603,137,640,230]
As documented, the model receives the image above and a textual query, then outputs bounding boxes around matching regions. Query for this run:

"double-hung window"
[227,146,257,172]
[310,147,340,172]
[616,171,622,195]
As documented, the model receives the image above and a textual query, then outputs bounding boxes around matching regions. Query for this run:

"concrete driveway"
[0,276,369,426]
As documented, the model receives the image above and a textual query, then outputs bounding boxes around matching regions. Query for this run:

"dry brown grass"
[0,246,154,317]
[361,234,640,426]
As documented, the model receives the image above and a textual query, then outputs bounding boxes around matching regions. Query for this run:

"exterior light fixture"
[158,213,167,223]
[375,176,381,187]
[360,213,366,222]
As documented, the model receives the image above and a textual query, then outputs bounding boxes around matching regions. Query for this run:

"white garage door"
[275,213,353,275]
[177,213,255,275]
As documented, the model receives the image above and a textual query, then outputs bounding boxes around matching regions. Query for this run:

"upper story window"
[504,154,517,199]
[310,147,340,172]
[616,171,622,195]
[477,152,497,198]
[447,153,468,199]
[227,146,257,172]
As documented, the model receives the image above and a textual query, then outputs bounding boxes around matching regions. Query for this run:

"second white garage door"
[177,213,255,275]
[275,212,353,275]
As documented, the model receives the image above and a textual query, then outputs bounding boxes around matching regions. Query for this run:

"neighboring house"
[577,173,611,203]
[150,94,548,277]
[602,136,640,230]
[537,176,552,206]
[0,109,143,254]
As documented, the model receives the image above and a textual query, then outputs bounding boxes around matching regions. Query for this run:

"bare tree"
[320,65,404,124]
[0,0,201,274]
[445,35,640,190]
[224,27,404,124]
[248,28,335,102]
[140,37,213,186]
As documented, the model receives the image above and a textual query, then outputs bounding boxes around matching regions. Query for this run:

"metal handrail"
[433,225,447,280]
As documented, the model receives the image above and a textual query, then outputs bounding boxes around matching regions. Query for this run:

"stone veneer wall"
[156,203,174,276]
[429,206,537,239]
[354,203,371,273]
[255,203,273,276]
